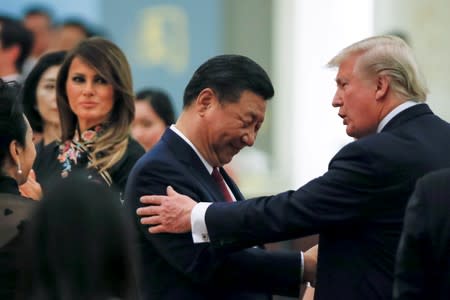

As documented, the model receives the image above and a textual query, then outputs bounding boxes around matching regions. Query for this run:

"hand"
[137,186,196,234]
[303,244,318,287]
[19,169,42,201]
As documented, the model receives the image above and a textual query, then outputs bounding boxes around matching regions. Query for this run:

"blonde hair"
[56,37,134,173]
[327,35,428,102]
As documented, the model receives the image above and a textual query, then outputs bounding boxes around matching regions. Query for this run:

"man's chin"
[220,154,235,166]
[346,127,357,139]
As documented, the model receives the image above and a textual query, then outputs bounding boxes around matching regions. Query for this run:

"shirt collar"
[0,175,20,195]
[170,125,214,174]
[377,100,420,133]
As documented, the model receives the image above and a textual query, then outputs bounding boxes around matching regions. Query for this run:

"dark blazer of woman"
[0,175,36,299]
[0,79,37,298]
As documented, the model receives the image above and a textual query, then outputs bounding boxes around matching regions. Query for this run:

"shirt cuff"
[191,202,212,243]
[300,251,304,282]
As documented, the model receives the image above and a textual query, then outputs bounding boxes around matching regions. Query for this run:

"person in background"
[19,174,138,300]
[137,35,450,300]
[131,88,175,152]
[0,79,38,299]
[33,37,144,202]
[21,50,66,151]
[50,18,91,51]
[0,16,33,83]
[393,168,450,300]
[22,6,53,77]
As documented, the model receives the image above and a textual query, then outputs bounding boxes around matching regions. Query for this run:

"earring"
[17,161,22,175]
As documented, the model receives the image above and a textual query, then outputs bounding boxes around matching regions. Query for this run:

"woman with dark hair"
[19,174,138,300]
[21,50,66,151]
[33,37,144,201]
[0,79,37,298]
[131,88,175,151]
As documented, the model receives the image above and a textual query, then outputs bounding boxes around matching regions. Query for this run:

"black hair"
[59,18,92,37]
[183,54,274,107]
[135,88,176,126]
[0,79,26,173]
[21,51,67,133]
[23,5,53,22]
[19,173,138,300]
[0,16,34,72]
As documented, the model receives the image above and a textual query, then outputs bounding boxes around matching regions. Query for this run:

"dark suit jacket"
[393,168,450,300]
[205,104,450,300]
[124,129,301,300]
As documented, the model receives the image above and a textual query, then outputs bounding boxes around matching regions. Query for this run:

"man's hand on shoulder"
[137,186,195,233]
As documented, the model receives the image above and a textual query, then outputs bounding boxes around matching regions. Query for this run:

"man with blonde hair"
[138,35,450,299]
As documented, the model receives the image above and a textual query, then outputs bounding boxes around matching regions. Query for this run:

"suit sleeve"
[206,142,385,249]
[128,159,301,296]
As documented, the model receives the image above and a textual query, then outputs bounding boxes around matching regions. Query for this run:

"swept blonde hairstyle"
[327,35,428,102]
[56,37,134,173]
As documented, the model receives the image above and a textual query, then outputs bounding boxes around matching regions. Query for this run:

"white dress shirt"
[169,125,235,242]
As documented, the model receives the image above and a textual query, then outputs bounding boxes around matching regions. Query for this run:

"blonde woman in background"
[33,37,144,202]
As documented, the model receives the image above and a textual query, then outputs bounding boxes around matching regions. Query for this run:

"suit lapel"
[382,103,433,132]
[161,129,237,203]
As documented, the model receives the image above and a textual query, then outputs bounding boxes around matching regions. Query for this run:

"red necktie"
[211,167,233,202]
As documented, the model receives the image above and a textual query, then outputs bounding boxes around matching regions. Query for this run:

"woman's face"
[36,65,61,126]
[65,56,115,132]
[131,100,167,151]
[17,115,36,184]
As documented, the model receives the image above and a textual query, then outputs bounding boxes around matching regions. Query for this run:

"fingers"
[140,216,171,234]
[29,169,36,180]
[136,205,159,216]
[140,215,161,225]
[149,225,166,234]
[140,195,163,205]
[166,185,176,195]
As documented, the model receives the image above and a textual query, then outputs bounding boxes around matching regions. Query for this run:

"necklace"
[57,124,104,178]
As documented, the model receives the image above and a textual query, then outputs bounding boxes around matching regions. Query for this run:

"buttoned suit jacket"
[393,168,450,300]
[205,104,450,300]
[124,129,301,300]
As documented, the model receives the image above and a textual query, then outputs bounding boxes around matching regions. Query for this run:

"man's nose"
[243,130,256,146]
[332,91,342,107]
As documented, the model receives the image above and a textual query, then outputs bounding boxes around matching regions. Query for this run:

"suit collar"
[169,125,213,174]
[382,103,433,132]
[161,129,244,201]
[377,101,419,132]
[161,128,207,174]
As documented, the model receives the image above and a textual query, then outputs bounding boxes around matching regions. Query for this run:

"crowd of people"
[1,6,450,300]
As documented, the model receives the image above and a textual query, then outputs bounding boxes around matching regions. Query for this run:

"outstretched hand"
[137,186,196,234]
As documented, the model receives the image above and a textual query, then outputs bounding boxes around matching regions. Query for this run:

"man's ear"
[196,88,217,115]
[375,75,390,101]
